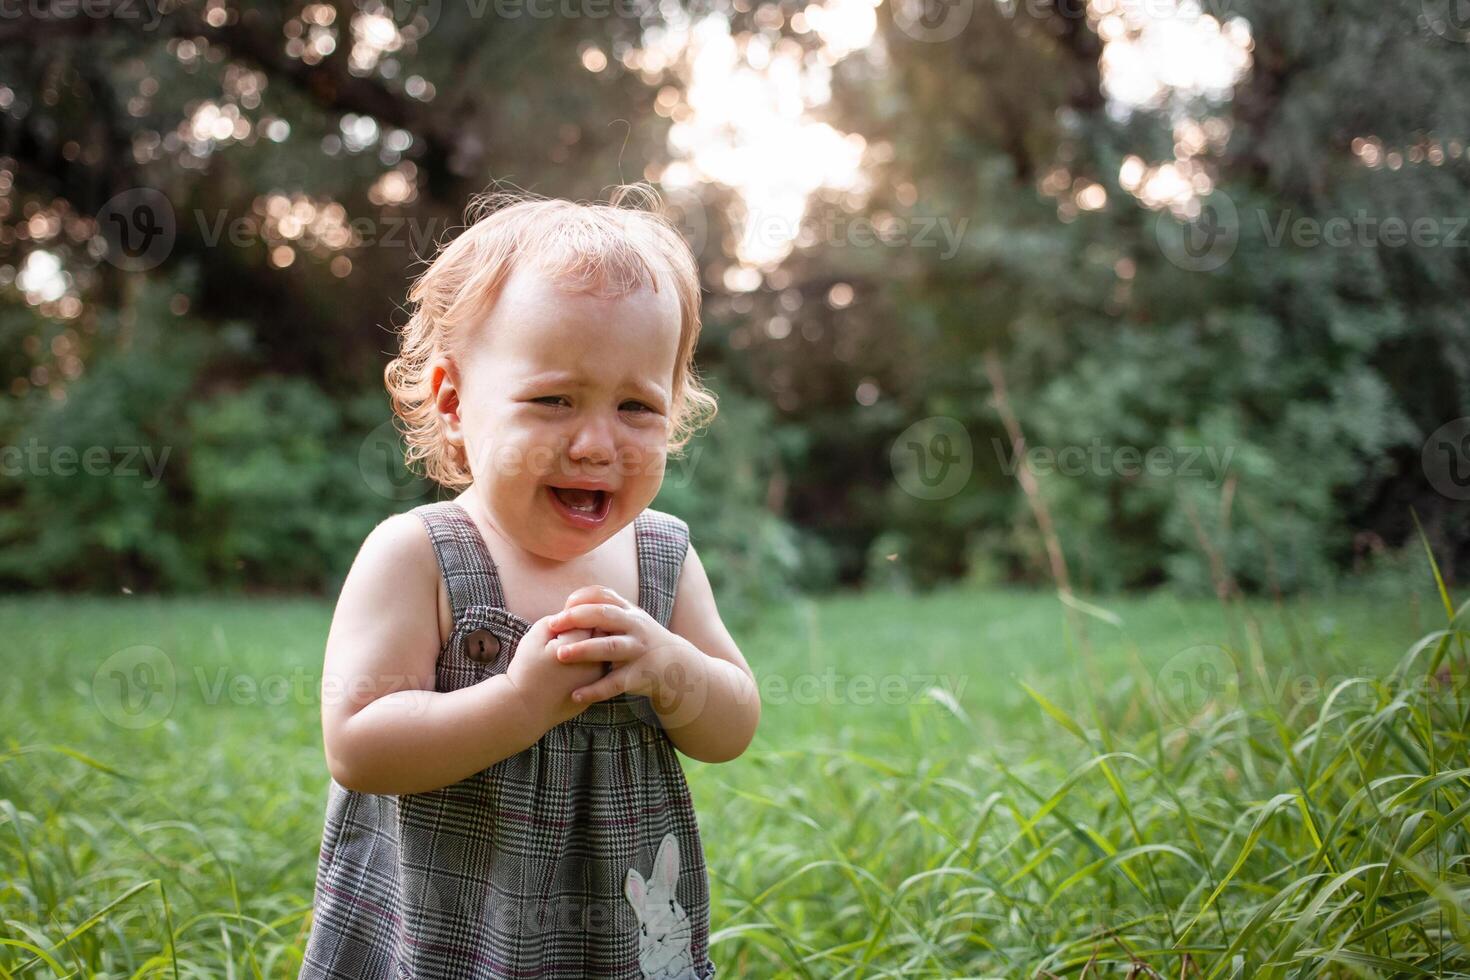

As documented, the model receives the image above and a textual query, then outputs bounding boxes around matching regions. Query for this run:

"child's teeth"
[555,487,602,513]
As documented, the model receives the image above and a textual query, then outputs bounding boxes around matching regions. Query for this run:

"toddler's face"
[448,262,682,561]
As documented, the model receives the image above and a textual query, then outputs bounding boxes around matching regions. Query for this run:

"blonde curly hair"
[384,184,718,490]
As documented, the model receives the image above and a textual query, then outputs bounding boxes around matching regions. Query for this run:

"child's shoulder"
[344,508,445,601]
[634,505,691,546]
[353,508,433,561]
[358,505,443,558]
[347,505,452,642]
[362,500,476,557]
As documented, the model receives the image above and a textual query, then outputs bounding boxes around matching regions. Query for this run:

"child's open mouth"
[546,485,613,528]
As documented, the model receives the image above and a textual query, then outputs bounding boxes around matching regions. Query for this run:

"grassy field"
[1,572,1466,977]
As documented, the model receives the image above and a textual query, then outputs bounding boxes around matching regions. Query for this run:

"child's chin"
[539,518,623,557]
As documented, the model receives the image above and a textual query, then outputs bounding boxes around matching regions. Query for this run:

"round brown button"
[464,629,501,663]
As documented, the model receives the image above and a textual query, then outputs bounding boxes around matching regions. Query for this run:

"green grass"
[1,573,1466,977]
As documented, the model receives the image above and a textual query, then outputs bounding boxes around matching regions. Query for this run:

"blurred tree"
[0,0,1464,596]
[0,0,821,596]
[723,0,1469,591]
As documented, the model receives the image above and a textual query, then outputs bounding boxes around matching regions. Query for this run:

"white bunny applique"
[624,832,699,980]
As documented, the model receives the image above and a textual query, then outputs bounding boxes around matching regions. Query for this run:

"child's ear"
[429,357,464,450]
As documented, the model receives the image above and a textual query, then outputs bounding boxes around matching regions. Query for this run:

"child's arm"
[319,514,587,795]
[659,545,761,762]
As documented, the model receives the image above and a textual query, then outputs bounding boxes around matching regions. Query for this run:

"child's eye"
[532,396,570,407]
[620,401,655,414]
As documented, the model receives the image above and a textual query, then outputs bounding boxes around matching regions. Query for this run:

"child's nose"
[566,414,616,464]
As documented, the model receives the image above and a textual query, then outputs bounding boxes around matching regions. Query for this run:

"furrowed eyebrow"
[625,380,670,405]
[518,373,668,405]
[519,372,583,389]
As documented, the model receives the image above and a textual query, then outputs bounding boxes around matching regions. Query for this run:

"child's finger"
[572,666,632,704]
[548,603,637,635]
[557,635,639,663]
[545,628,593,653]
[562,586,633,610]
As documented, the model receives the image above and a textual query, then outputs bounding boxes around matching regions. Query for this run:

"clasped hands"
[544,586,699,709]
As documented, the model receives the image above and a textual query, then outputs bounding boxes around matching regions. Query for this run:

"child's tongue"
[553,487,602,511]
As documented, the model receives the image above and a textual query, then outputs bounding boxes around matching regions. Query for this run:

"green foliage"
[0,275,408,593]
[0,279,212,589]
[0,285,811,606]
[187,378,405,591]
[764,0,1470,594]
[653,372,835,626]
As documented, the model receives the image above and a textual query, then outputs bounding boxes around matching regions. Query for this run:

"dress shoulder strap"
[635,507,691,628]
[412,500,508,622]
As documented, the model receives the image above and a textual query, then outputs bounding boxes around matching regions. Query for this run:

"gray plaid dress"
[300,501,717,979]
